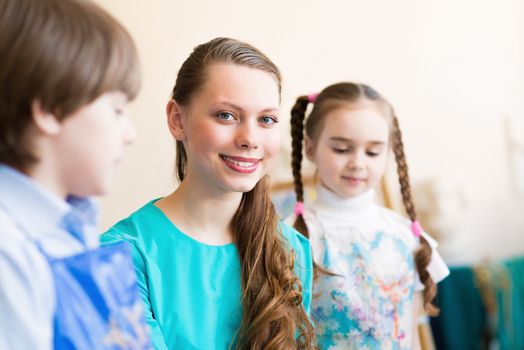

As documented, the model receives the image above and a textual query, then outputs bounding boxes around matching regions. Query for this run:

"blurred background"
[95,1,524,348]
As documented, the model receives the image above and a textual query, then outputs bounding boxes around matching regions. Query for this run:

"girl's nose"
[235,122,259,150]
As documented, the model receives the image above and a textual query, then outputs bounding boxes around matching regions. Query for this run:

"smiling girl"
[102,38,315,350]
[290,82,449,349]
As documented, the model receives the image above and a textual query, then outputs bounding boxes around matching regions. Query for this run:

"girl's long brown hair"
[172,37,315,349]
[291,82,438,316]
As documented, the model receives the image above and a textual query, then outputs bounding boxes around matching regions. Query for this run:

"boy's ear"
[305,135,316,162]
[166,99,186,141]
[31,100,61,135]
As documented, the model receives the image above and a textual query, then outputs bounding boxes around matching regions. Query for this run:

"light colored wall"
[96,0,524,265]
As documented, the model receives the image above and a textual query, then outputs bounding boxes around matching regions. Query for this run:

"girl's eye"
[366,150,381,157]
[259,115,278,126]
[217,112,235,121]
[332,147,351,154]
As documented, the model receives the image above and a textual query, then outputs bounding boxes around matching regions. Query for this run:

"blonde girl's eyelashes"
[330,145,383,156]
[366,146,385,157]
[332,146,353,154]
[258,115,279,126]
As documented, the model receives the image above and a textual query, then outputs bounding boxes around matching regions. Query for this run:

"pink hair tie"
[307,93,318,103]
[294,201,305,216]
[411,220,423,238]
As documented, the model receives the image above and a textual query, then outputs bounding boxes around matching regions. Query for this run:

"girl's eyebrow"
[215,101,279,114]
[329,136,386,146]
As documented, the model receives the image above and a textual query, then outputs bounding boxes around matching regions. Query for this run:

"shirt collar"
[0,164,99,242]
[310,185,377,219]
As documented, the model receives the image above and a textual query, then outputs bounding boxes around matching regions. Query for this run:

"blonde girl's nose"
[347,149,365,169]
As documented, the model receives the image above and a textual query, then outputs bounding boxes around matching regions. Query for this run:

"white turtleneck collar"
[308,185,379,221]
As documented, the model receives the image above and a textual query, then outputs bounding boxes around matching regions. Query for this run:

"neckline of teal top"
[102,199,312,350]
[147,198,237,250]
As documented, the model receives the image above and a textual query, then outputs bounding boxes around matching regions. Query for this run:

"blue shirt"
[101,199,313,350]
[0,165,99,350]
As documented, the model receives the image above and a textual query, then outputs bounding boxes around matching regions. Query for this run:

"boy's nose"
[122,116,136,145]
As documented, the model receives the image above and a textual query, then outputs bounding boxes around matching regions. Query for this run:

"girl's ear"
[305,135,316,162]
[166,99,187,141]
[31,100,61,135]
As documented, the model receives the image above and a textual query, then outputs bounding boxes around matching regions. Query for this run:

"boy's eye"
[217,112,236,121]
[114,107,125,118]
[259,115,278,126]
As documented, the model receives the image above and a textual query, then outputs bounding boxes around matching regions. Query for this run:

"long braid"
[290,96,310,237]
[290,95,336,282]
[391,115,438,316]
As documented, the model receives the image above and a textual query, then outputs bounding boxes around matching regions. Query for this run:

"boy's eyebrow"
[216,101,279,114]
[329,136,385,146]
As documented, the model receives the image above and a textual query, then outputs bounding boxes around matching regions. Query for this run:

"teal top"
[101,200,313,350]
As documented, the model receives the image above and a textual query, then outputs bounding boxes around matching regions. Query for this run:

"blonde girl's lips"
[220,155,260,174]
[342,176,366,185]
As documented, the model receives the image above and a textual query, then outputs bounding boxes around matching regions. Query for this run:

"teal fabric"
[431,258,524,350]
[497,256,524,350]
[430,266,488,350]
[101,199,313,350]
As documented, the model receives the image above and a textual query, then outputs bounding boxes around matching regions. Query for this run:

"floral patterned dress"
[304,187,449,350]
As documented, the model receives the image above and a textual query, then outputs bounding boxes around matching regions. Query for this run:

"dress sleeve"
[302,211,325,266]
[101,228,169,350]
[414,232,450,291]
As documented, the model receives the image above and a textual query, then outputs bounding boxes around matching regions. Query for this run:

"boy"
[0,0,146,348]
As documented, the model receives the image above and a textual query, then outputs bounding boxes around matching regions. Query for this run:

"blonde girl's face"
[306,105,390,199]
[169,63,281,195]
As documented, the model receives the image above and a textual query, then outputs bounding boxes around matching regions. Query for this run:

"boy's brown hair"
[0,0,141,171]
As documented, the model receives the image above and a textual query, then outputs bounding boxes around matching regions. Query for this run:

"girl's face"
[169,63,281,195]
[306,105,390,199]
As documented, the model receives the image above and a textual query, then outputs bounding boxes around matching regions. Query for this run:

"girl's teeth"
[224,156,255,167]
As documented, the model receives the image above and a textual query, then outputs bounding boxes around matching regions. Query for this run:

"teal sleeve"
[279,223,313,315]
[101,228,169,350]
